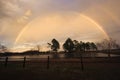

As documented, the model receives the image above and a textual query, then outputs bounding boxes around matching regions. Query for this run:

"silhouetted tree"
[79,41,86,51]
[85,42,91,51]
[73,41,97,52]
[90,42,97,51]
[63,38,74,53]
[97,38,120,57]
[48,39,60,52]
[73,40,80,51]
[97,38,119,50]
[73,40,84,70]
[52,39,60,52]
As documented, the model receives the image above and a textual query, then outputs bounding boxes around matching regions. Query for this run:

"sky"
[0,0,120,52]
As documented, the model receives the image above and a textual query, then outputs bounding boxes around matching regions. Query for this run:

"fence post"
[4,57,8,67]
[23,57,26,68]
[47,56,50,69]
[80,53,84,71]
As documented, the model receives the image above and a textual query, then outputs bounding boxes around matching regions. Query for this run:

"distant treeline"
[0,38,120,55]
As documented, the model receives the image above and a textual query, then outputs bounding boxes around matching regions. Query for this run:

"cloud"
[0,0,21,18]
[0,0,33,46]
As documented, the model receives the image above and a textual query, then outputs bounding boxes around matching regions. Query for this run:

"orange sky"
[0,0,120,52]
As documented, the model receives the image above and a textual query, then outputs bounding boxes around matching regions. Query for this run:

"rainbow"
[80,14,109,40]
[14,14,109,45]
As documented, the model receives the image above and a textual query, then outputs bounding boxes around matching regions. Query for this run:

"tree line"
[0,38,119,53]
[48,38,97,53]
[48,38,120,53]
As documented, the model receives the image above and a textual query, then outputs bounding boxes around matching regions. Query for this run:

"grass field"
[0,57,120,80]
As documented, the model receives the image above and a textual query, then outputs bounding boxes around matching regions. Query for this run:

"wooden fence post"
[4,57,8,67]
[23,57,26,68]
[47,56,50,69]
[80,53,84,71]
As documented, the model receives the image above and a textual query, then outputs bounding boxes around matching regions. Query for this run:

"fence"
[1,56,120,71]
[1,56,85,70]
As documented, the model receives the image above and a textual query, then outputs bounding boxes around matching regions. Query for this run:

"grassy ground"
[0,57,120,80]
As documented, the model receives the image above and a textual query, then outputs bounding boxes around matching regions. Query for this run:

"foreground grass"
[0,58,120,80]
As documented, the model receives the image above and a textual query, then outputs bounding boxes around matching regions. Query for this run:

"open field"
[0,57,120,80]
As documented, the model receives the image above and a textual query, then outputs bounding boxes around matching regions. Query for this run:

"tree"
[79,41,86,51]
[97,38,119,50]
[85,42,91,51]
[73,40,84,70]
[63,38,74,53]
[90,42,97,51]
[48,39,60,52]
[96,38,120,57]
[73,40,80,51]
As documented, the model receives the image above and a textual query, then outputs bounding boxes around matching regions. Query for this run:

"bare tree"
[97,38,120,57]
